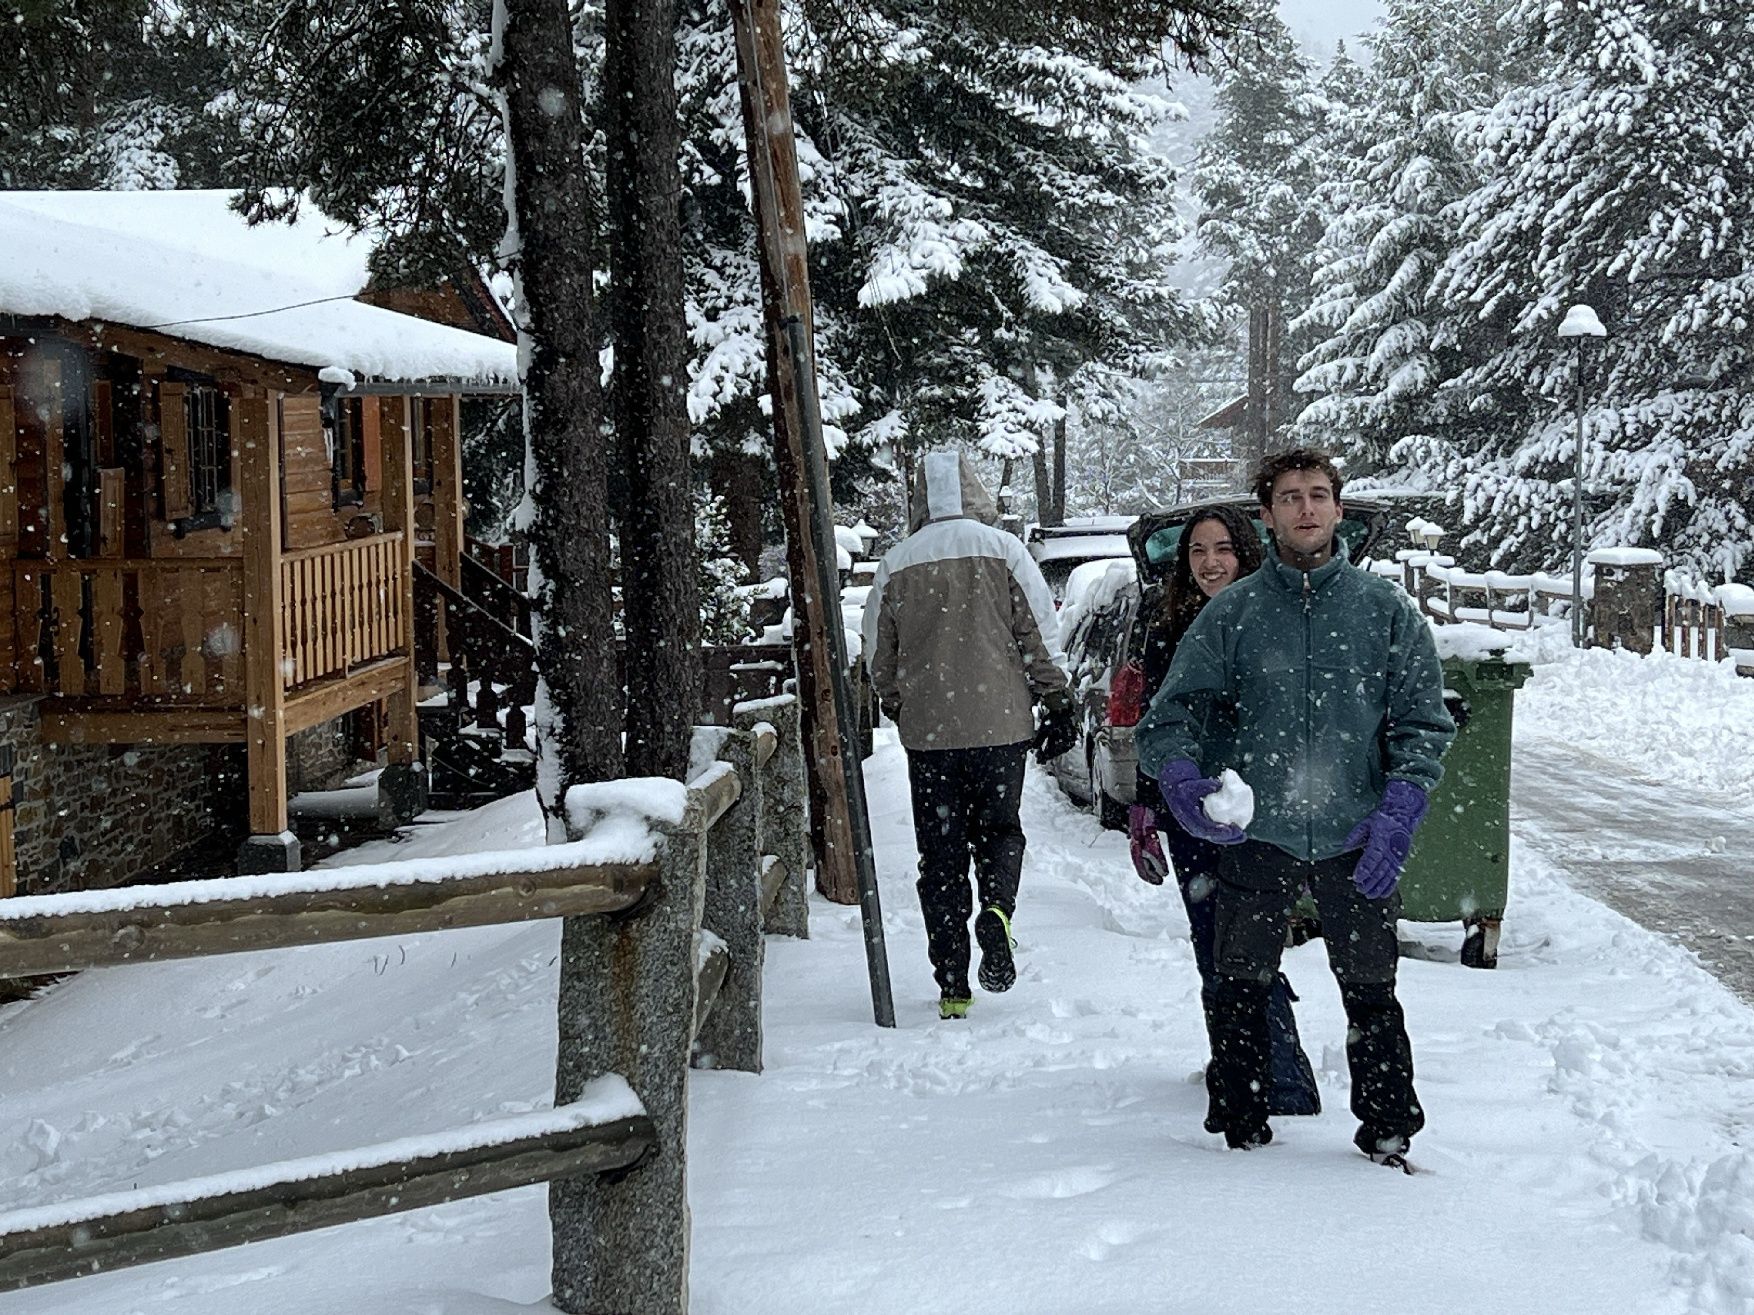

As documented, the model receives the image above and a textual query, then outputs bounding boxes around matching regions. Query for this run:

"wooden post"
[236,391,298,874]
[377,396,426,825]
[0,385,17,694]
[742,694,807,938]
[694,726,763,1072]
[431,395,465,591]
[730,0,893,1027]
[551,785,709,1314]
[0,744,14,900]
[728,0,855,905]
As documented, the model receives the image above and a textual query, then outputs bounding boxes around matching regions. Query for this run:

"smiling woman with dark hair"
[1125,502,1321,1127]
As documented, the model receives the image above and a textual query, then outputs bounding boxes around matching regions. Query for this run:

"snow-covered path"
[3,644,1754,1314]
[1509,641,1754,1006]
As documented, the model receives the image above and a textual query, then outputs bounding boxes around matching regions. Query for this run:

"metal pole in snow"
[1571,344,1585,648]
[784,315,895,1030]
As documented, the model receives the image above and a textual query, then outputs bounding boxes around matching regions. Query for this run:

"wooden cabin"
[0,191,518,889]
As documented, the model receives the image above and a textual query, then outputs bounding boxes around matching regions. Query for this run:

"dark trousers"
[1163,825,1319,1116]
[906,742,1029,995]
[1208,839,1424,1147]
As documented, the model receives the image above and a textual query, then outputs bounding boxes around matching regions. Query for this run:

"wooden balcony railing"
[280,533,409,691]
[14,560,245,703]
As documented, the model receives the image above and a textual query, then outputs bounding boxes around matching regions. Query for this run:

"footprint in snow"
[1007,1165,1119,1200]
[1078,1218,1155,1261]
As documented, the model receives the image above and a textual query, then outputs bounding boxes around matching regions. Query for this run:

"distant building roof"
[0,190,517,388]
[1196,395,1249,430]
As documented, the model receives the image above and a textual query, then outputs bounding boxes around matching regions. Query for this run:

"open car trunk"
[1127,495,1394,587]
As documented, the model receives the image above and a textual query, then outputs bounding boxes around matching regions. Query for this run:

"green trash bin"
[1397,653,1531,968]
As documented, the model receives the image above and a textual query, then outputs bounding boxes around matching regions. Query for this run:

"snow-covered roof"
[0,190,517,388]
[1029,533,1133,563]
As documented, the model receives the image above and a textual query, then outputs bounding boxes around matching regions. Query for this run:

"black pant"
[906,742,1029,995]
[1162,824,1320,1116]
[1208,839,1424,1148]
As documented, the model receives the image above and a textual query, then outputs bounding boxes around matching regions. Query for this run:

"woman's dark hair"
[1151,503,1264,654]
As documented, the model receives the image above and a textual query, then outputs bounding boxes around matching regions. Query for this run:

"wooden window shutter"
[0,385,16,547]
[157,382,192,521]
[92,379,115,466]
[360,397,382,494]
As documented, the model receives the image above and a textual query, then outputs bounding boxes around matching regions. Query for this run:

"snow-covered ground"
[3,643,1753,1314]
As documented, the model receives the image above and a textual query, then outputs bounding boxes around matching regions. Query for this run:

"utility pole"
[729,0,894,1027]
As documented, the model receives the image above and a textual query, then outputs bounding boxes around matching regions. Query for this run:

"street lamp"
[1558,303,1606,647]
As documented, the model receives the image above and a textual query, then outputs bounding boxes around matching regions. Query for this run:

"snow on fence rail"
[0,696,808,1314]
[1387,545,1754,676]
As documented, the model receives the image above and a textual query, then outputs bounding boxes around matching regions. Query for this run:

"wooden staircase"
[413,554,537,808]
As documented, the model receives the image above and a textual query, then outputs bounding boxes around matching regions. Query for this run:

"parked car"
[1026,516,1136,602]
[1044,556,1139,828]
[1044,495,1393,830]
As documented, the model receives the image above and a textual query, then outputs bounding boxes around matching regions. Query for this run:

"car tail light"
[1107,659,1147,728]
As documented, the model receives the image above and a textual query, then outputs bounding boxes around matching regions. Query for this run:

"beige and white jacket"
[860,451,1068,752]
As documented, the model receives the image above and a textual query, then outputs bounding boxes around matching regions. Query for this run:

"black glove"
[1033,688,1077,762]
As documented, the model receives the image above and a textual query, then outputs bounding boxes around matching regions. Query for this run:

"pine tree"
[1429,0,1754,578]
[0,0,249,189]
[1192,4,1325,464]
[1290,0,1518,476]
[495,0,624,808]
[604,0,701,779]
[670,0,1238,538]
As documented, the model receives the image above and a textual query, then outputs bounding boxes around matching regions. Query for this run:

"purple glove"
[1158,759,1246,846]
[1344,780,1430,900]
[1128,805,1168,884]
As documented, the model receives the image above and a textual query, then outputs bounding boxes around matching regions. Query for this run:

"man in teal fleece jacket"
[1137,448,1455,1168]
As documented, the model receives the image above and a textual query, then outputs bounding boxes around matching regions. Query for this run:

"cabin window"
[186,385,232,520]
[328,395,366,507]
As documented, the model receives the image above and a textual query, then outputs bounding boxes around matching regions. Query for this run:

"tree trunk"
[1245,301,1270,471]
[1263,297,1283,441]
[1031,445,1051,524]
[605,0,702,781]
[494,0,623,816]
[709,449,765,578]
[1051,397,1068,524]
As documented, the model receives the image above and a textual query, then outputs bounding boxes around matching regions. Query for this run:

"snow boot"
[975,906,1016,993]
[1356,1129,1415,1174]
[939,973,973,1020]
[1223,1123,1273,1151]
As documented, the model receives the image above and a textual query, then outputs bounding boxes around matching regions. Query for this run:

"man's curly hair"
[1252,448,1343,507]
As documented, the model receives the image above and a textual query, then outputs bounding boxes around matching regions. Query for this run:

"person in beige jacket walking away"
[862,451,1075,1019]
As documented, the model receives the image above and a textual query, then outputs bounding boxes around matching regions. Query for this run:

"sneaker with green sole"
[939,995,972,1020]
[975,906,1016,993]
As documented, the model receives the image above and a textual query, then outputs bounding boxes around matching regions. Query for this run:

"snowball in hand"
[1202,769,1254,831]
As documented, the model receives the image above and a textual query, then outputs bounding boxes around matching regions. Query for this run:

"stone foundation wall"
[287,717,360,795]
[0,697,247,896]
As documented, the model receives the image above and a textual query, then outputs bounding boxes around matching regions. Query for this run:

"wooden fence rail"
[1386,543,1754,676]
[0,694,809,1314]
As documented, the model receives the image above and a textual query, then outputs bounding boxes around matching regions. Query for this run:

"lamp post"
[1558,303,1606,647]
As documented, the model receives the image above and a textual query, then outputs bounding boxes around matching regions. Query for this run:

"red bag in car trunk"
[1107,658,1148,728]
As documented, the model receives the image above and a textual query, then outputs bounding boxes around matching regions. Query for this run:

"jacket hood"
[908,450,999,532]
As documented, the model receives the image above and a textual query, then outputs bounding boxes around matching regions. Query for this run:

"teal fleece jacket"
[1136,541,1456,862]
